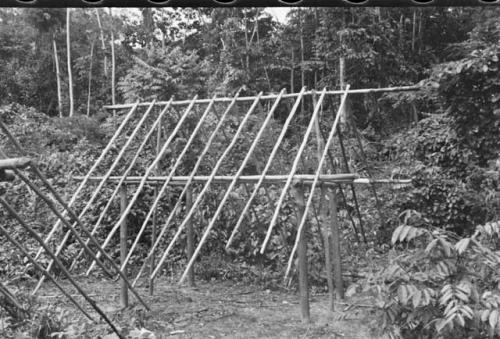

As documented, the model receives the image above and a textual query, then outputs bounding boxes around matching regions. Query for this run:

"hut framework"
[0,84,416,334]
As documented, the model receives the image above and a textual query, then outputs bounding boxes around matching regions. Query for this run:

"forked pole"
[226,87,306,248]
[131,91,243,286]
[179,90,286,283]
[85,96,198,274]
[260,88,328,254]
[284,85,350,277]
[150,92,263,280]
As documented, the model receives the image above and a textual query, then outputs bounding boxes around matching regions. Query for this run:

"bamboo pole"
[291,185,310,323]
[74,175,412,186]
[149,113,162,296]
[179,90,286,284]
[152,92,264,281]
[69,101,172,270]
[185,186,195,287]
[226,87,306,248]
[119,184,128,308]
[285,85,350,278]
[0,223,95,322]
[0,157,32,170]
[0,121,149,311]
[327,189,344,299]
[337,125,367,243]
[119,95,217,273]
[103,85,421,110]
[86,96,198,275]
[0,199,125,339]
[26,102,139,262]
[316,120,361,243]
[8,167,151,310]
[313,91,335,311]
[36,101,156,288]
[1,165,116,283]
[130,91,243,286]
[260,88,328,254]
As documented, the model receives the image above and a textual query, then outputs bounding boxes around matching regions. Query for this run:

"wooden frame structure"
[0,84,416,327]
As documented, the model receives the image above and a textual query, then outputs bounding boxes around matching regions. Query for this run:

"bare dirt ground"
[33,277,385,339]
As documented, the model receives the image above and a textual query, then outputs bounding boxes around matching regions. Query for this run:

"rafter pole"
[179,90,286,284]
[119,95,217,272]
[0,105,139,262]
[0,223,95,322]
[151,92,264,281]
[260,88,328,254]
[226,87,306,248]
[5,168,149,311]
[34,101,157,290]
[86,96,198,275]
[150,112,162,296]
[0,198,125,339]
[131,91,243,286]
[285,85,350,278]
[69,100,173,270]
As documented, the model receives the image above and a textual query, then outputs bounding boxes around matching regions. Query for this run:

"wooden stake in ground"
[320,187,335,311]
[120,184,129,308]
[292,184,310,323]
[186,186,195,287]
[327,189,344,300]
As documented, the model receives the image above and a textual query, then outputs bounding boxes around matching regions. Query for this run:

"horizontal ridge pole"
[103,86,421,110]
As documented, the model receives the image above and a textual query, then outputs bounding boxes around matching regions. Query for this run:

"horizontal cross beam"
[72,174,411,186]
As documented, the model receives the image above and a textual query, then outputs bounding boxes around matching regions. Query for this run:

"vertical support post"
[120,184,129,308]
[293,184,310,323]
[328,189,344,300]
[186,186,195,287]
[320,187,335,311]
[149,114,162,296]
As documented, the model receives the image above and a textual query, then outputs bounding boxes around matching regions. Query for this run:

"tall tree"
[66,8,74,117]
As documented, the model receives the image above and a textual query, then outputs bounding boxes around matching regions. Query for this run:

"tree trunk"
[290,49,294,93]
[299,8,305,115]
[66,8,75,117]
[53,39,63,118]
[86,41,94,117]
[412,10,416,52]
[95,8,108,77]
[109,9,116,118]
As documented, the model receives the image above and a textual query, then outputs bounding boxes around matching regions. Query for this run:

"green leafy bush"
[367,210,500,339]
